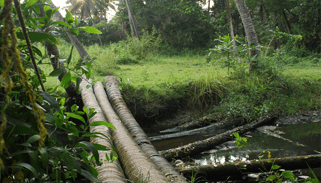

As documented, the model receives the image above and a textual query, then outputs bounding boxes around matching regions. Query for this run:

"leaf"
[76,141,99,165]
[51,21,72,28]
[65,112,85,124]
[92,143,109,151]
[14,163,38,178]
[281,171,294,181]
[40,91,61,113]
[0,0,4,7]
[83,106,89,116]
[66,46,74,66]
[79,27,102,34]
[70,28,79,36]
[81,66,89,72]
[39,148,49,169]
[11,149,34,157]
[17,32,60,45]
[32,45,42,57]
[266,175,277,181]
[26,0,38,7]
[271,165,281,170]
[78,169,99,182]
[25,22,44,29]
[26,134,40,143]
[61,72,71,88]
[10,126,38,135]
[89,121,116,130]
[75,76,82,92]
[75,16,78,26]
[65,9,74,24]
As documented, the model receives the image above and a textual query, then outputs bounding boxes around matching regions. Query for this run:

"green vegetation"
[39,37,321,124]
[1,0,321,182]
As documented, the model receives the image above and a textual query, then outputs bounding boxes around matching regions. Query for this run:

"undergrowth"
[39,37,321,124]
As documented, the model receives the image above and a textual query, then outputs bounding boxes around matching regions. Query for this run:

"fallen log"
[160,115,277,161]
[176,154,321,177]
[104,76,188,183]
[159,114,218,134]
[80,78,127,183]
[94,82,168,183]
[150,117,244,141]
[257,126,306,147]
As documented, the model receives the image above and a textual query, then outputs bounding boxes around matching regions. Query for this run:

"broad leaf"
[65,112,85,124]
[8,125,38,135]
[271,165,281,170]
[92,143,110,151]
[89,121,116,130]
[79,27,102,34]
[75,16,78,26]
[75,76,82,92]
[15,163,38,178]
[70,28,79,36]
[11,149,34,157]
[66,46,74,66]
[32,45,43,57]
[52,21,72,28]
[76,141,99,165]
[65,9,74,24]
[40,91,61,113]
[49,68,63,77]
[39,148,49,169]
[17,32,60,45]
[26,134,40,143]
[61,72,71,88]
[25,22,44,29]
[26,0,38,8]
[78,169,99,182]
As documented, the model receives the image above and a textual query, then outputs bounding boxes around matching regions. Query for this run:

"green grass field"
[38,41,321,123]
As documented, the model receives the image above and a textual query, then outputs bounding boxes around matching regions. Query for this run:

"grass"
[38,40,321,124]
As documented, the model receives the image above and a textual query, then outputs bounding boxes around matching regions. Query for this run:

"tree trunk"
[256,126,306,147]
[103,76,187,183]
[224,0,236,47]
[151,117,244,141]
[160,120,210,134]
[281,9,292,34]
[51,2,92,61]
[125,0,140,40]
[176,154,321,177]
[207,0,210,22]
[79,77,127,183]
[234,0,260,72]
[160,115,277,161]
[93,81,169,183]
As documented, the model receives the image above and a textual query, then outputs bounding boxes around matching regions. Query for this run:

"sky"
[51,0,212,20]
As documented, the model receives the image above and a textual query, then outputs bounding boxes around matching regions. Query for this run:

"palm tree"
[67,0,113,46]
[234,0,261,72]
[124,0,140,40]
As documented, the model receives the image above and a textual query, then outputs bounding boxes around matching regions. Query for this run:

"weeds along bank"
[38,37,321,125]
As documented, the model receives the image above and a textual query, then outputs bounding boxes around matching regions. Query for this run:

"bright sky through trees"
[52,0,117,20]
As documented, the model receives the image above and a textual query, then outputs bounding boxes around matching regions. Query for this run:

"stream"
[143,114,321,181]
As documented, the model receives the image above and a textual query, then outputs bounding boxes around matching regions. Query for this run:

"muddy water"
[144,122,321,165]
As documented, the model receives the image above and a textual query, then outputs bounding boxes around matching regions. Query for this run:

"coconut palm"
[67,0,115,46]
[234,0,261,71]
